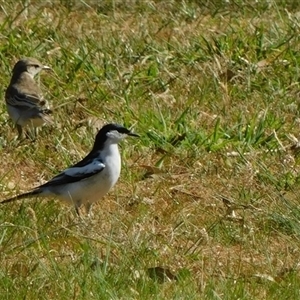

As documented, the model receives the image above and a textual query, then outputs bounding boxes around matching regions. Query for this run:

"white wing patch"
[65,160,105,177]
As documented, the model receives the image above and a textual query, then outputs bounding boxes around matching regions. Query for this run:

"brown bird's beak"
[42,65,52,71]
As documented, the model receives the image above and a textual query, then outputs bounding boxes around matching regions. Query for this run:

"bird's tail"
[0,189,42,204]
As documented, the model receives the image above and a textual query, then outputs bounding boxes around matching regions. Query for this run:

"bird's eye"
[34,64,40,68]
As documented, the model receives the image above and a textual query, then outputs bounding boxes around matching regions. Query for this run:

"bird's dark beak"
[128,131,139,137]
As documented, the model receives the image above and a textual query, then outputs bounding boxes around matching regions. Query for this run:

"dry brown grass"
[1,1,300,299]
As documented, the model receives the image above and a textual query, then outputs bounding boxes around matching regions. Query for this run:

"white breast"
[45,144,121,207]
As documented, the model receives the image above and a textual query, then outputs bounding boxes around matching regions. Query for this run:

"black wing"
[41,152,105,187]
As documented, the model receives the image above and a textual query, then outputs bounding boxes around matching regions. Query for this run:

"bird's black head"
[93,123,139,150]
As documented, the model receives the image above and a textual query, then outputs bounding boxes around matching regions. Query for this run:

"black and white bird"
[5,57,53,139]
[0,123,139,216]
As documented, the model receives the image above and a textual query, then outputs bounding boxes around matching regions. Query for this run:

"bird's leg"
[75,205,81,217]
[30,125,37,139]
[85,202,93,218]
[23,127,38,141]
[16,124,23,139]
[33,127,38,139]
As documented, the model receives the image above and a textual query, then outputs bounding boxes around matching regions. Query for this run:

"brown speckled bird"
[5,57,53,139]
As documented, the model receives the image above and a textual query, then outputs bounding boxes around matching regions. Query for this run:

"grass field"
[1,0,300,299]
